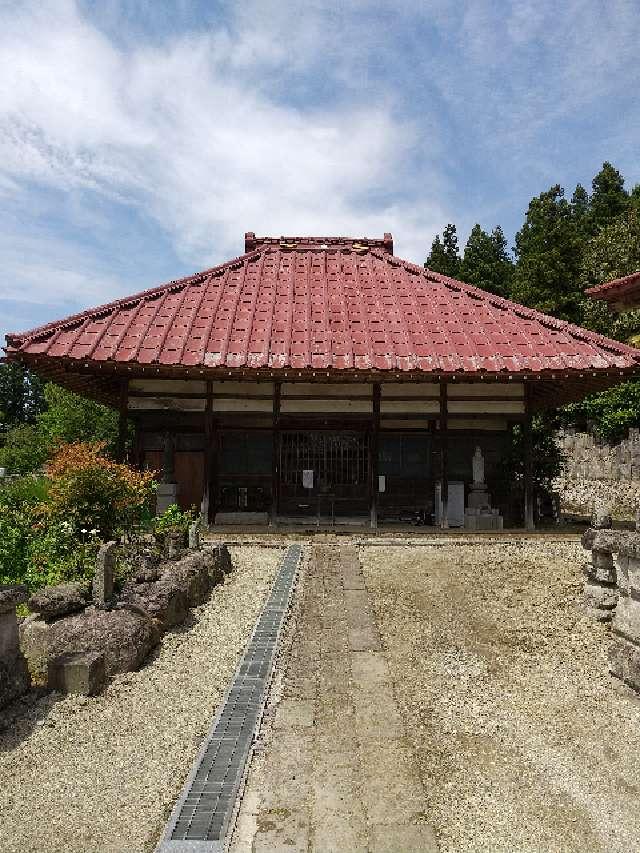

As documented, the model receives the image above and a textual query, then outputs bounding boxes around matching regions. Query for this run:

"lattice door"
[280,431,370,490]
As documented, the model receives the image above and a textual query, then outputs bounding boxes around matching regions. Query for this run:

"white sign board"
[302,469,314,489]
[378,475,386,493]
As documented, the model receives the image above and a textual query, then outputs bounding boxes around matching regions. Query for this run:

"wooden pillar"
[116,378,128,463]
[370,383,381,530]
[270,381,281,526]
[162,430,175,484]
[523,388,535,531]
[201,381,214,525]
[133,424,143,470]
[440,380,449,529]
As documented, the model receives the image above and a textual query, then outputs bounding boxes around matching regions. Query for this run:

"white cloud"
[0,0,447,292]
[1,0,639,341]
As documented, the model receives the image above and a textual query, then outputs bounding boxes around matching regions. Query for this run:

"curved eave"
[7,349,640,412]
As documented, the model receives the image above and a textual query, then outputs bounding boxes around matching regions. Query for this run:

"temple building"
[5,234,640,530]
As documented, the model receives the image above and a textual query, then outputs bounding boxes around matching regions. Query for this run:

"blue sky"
[1,0,640,345]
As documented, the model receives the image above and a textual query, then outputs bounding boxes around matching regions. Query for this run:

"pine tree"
[511,185,584,322]
[0,364,45,433]
[425,223,461,278]
[459,224,513,297]
[590,161,628,231]
[571,183,591,237]
[582,207,640,287]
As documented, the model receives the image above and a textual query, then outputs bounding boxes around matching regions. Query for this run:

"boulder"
[134,565,161,584]
[163,531,188,560]
[214,543,233,576]
[166,553,212,608]
[28,582,89,621]
[120,573,189,631]
[21,606,159,679]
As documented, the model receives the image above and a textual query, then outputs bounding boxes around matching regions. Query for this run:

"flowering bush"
[45,442,156,540]
[0,444,156,594]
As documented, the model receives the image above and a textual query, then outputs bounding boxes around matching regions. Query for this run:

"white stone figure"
[472,446,485,486]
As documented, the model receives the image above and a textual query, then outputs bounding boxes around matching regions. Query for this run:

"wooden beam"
[116,378,129,463]
[370,383,381,529]
[440,380,449,529]
[270,381,281,526]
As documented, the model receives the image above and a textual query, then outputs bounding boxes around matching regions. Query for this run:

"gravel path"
[0,545,283,853]
[361,540,640,853]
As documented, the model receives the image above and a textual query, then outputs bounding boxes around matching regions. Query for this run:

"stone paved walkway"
[231,544,438,852]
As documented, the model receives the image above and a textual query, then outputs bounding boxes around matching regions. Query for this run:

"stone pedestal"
[156,483,178,514]
[0,585,31,709]
[48,651,106,696]
[464,506,504,530]
[467,485,491,510]
[464,483,504,530]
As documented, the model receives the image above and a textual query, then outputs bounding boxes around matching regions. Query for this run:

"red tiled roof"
[6,236,640,376]
[586,271,640,304]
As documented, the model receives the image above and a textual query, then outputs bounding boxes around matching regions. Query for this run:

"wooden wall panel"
[174,452,205,512]
[381,383,439,397]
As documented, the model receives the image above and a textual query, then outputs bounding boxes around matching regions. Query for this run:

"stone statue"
[472,446,485,486]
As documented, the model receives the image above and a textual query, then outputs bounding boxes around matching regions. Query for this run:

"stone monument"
[93,541,116,608]
[464,446,504,530]
[467,446,491,509]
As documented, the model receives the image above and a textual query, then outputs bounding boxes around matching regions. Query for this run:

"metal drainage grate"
[156,544,302,853]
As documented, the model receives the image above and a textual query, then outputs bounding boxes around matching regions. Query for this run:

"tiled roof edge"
[377,250,640,361]
[4,247,263,350]
[585,270,640,298]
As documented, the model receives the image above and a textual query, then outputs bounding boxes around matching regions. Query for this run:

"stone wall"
[554,429,640,519]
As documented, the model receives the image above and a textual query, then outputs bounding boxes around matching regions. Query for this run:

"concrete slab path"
[231,544,438,853]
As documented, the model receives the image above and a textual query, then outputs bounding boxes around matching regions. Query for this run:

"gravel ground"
[360,540,640,853]
[0,545,282,853]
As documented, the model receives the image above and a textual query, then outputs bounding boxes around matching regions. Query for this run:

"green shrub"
[153,504,197,535]
[25,520,98,591]
[0,424,50,475]
[0,502,34,588]
[560,380,640,442]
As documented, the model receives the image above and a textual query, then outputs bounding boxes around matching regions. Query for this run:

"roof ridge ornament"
[243,233,394,254]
